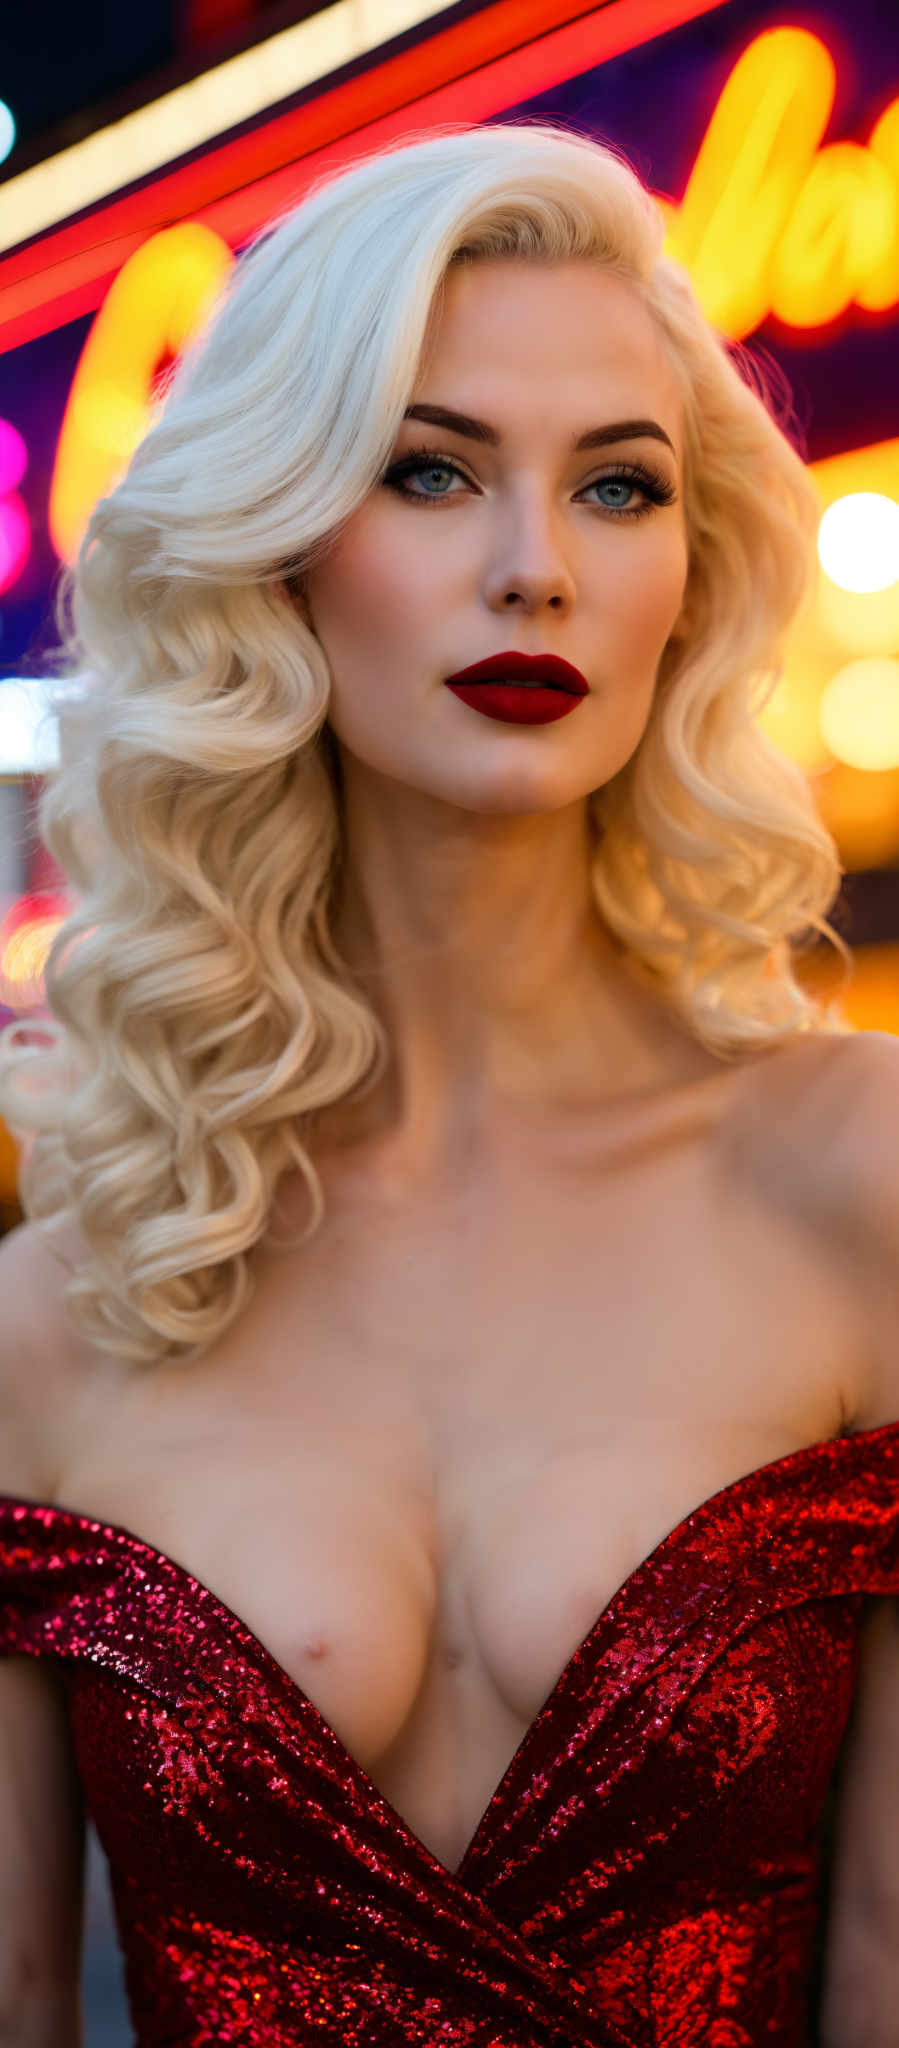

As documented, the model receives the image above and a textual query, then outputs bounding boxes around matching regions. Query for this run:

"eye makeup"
[383,445,678,521]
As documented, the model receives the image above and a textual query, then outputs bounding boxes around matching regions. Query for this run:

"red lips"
[443,651,588,694]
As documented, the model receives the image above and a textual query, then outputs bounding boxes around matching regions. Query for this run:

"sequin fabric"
[2,1423,899,2046]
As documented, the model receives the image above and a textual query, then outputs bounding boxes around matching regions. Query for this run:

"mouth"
[443,651,588,694]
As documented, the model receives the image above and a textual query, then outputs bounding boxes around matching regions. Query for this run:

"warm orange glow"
[752,663,834,777]
[817,575,899,660]
[0,1108,21,1206]
[812,759,899,870]
[819,658,899,772]
[808,443,899,660]
[757,440,899,851]
[48,224,234,562]
[797,941,899,1036]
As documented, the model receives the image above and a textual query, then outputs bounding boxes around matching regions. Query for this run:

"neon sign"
[49,224,232,563]
[659,26,899,335]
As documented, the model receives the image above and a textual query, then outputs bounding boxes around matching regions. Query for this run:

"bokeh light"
[0,102,15,169]
[817,492,899,592]
[0,495,30,594]
[818,656,899,770]
[0,420,27,494]
[0,894,69,1012]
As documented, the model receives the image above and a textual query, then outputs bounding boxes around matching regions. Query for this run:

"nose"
[482,488,578,613]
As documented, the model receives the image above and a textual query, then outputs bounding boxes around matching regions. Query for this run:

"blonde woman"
[0,119,897,2048]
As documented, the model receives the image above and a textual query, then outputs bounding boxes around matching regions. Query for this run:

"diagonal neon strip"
[0,0,732,355]
[0,0,450,256]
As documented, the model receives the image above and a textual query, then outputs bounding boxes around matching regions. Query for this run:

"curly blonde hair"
[0,118,852,1370]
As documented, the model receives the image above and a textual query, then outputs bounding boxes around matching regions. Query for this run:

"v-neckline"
[2,1418,898,1885]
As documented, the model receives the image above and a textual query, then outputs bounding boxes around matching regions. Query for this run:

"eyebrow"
[402,402,676,456]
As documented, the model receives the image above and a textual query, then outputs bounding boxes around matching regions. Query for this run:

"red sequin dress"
[2,1422,898,2047]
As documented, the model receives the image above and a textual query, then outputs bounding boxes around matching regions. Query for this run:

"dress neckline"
[2,1417,898,1885]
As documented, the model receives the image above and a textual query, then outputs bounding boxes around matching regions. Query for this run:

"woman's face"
[298,258,690,816]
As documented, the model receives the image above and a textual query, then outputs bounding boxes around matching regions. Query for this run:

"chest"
[46,1080,869,1874]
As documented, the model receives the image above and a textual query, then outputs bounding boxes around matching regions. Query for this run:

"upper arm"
[834,1030,899,1431]
[819,1602,899,2047]
[0,1656,86,2032]
[0,1222,86,2035]
[818,1034,899,2042]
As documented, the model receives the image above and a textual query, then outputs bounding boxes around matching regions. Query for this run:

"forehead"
[419,259,682,451]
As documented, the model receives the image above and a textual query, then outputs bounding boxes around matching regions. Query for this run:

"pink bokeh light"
[0,493,30,593]
[0,418,27,495]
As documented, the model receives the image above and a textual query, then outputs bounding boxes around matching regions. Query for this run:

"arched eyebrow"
[402,402,676,456]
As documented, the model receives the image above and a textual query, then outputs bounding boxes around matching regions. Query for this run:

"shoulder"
[779,1029,899,1432]
[819,1027,899,1217]
[785,1029,899,1252]
[742,1026,899,1230]
[722,1030,899,1428]
[721,1027,883,1220]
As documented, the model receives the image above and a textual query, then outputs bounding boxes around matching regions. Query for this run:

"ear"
[277,573,312,625]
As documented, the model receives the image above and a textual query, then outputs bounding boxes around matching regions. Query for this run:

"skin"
[287,257,700,1175]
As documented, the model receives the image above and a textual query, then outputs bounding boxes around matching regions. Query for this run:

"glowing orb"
[818,493,899,593]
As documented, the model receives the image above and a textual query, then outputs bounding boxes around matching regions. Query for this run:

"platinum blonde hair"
[0,119,852,1370]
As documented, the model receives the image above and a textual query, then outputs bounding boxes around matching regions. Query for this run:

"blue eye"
[383,447,677,520]
[593,476,641,510]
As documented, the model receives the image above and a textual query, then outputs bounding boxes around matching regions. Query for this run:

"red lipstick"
[443,651,588,727]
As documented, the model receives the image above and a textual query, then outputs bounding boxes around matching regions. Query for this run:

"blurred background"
[1,0,898,2037]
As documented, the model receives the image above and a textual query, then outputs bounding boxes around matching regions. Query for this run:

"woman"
[0,119,897,2048]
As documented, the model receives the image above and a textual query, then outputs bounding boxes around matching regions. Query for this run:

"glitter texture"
[2,1422,898,2046]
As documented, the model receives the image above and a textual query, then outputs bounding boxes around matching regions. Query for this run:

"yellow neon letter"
[668,26,835,337]
[862,98,899,310]
[49,222,234,562]
[770,141,899,327]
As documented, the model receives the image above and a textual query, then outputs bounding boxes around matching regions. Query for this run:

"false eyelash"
[382,446,678,519]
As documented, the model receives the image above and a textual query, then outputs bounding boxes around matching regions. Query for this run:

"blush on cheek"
[635,541,688,638]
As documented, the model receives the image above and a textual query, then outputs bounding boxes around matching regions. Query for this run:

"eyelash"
[382,445,677,520]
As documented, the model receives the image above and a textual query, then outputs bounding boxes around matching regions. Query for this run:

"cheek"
[604,529,688,657]
[307,522,438,743]
[311,513,435,648]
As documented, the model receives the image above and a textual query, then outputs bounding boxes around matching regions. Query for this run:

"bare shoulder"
[750,1028,899,1432]
[721,1027,882,1214]
[809,1028,899,1217]
[0,1216,88,1499]
[820,1028,899,1432]
[719,1029,899,1427]
[770,1027,899,1249]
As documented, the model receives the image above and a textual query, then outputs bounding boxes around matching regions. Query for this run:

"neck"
[311,766,705,1174]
